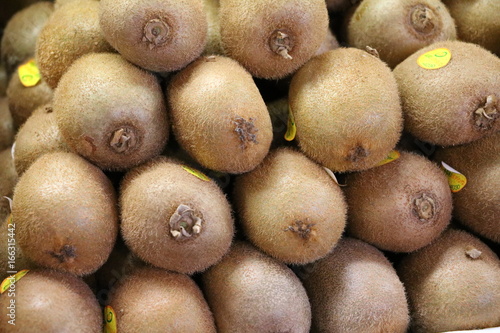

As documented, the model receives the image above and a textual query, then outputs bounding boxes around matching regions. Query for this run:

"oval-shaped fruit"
[0,98,14,151]
[0,148,18,223]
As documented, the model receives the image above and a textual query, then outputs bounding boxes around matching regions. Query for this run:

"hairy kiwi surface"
[0,148,18,223]
[0,98,14,151]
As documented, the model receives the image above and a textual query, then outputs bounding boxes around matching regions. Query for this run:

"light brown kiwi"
[167,55,272,174]
[201,241,311,333]
[0,97,14,151]
[433,132,499,242]
[12,151,119,276]
[218,0,329,79]
[108,266,217,333]
[300,237,410,333]
[35,0,114,89]
[233,147,347,264]
[289,47,403,172]
[393,40,500,146]
[119,156,234,274]
[53,52,169,171]
[0,147,18,223]
[397,228,500,332]
[99,0,207,73]
[0,269,102,332]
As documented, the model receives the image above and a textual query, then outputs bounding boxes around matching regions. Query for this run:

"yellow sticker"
[1,270,29,294]
[441,161,467,193]
[417,48,452,70]
[284,105,296,141]
[104,306,117,333]
[376,150,400,166]
[18,59,41,87]
[182,166,211,181]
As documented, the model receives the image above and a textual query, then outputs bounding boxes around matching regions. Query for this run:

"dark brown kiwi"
[119,156,234,274]
[0,147,18,223]
[0,97,14,151]
[344,150,453,252]
[397,228,500,332]
[393,40,500,146]
[300,237,410,333]
[99,0,207,73]
[201,241,311,333]
[53,52,169,171]
[12,151,119,276]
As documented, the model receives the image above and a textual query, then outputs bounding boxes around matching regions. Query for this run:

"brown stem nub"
[347,145,369,162]
[410,5,435,35]
[413,193,436,222]
[169,204,203,241]
[109,127,137,153]
[142,19,170,49]
[365,46,380,58]
[269,30,293,60]
[284,220,316,240]
[474,95,498,129]
[48,245,77,263]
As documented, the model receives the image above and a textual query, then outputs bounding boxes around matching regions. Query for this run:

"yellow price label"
[284,105,297,141]
[1,270,29,294]
[441,161,467,193]
[182,166,211,181]
[376,150,400,166]
[103,306,117,333]
[417,48,452,70]
[18,59,41,87]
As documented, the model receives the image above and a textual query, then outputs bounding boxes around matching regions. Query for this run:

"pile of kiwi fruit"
[0,0,499,332]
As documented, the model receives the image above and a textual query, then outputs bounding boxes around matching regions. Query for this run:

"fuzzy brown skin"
[344,151,453,252]
[219,0,329,79]
[346,0,456,68]
[202,0,224,56]
[0,98,14,151]
[53,52,169,171]
[6,66,53,129]
[300,237,410,333]
[433,132,499,242]
[233,147,347,264]
[109,267,217,333]
[12,151,118,276]
[99,0,207,73]
[201,241,311,333]
[393,40,500,146]
[442,0,500,56]
[398,228,500,332]
[14,103,69,176]
[0,64,7,96]
[0,269,102,332]
[120,156,234,274]
[289,47,403,173]
[167,55,272,174]
[0,2,54,76]
[0,148,18,223]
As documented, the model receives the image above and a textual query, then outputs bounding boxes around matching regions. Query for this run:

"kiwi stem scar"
[410,5,435,35]
[169,204,203,241]
[270,30,293,60]
[110,127,136,153]
[474,95,498,129]
[233,117,259,149]
[142,19,170,49]
[413,193,436,222]
[284,220,316,240]
[48,244,77,263]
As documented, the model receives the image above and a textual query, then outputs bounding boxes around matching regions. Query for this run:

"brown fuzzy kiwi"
[0,98,14,151]
[0,2,54,76]
[0,148,18,223]
[233,147,347,264]
[218,0,329,79]
[35,0,114,89]
[167,55,272,174]
[300,237,410,333]
[344,150,453,252]
[13,103,69,176]
[53,52,169,171]
[120,156,234,274]
[398,228,500,332]
[0,64,7,96]
[0,269,102,332]
[393,40,500,146]
[433,132,500,242]
[99,0,207,73]
[6,64,53,129]
[201,241,311,333]
[202,0,224,56]
[12,151,119,276]
[346,0,456,68]
[108,266,217,333]
[442,0,500,56]
[289,47,403,172]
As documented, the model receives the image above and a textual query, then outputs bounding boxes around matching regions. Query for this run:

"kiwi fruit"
[0,64,7,96]
[0,269,102,332]
[300,237,410,333]
[393,40,500,146]
[99,0,207,73]
[201,241,311,333]
[119,156,234,274]
[0,147,18,223]
[289,47,403,172]
[53,52,169,171]
[12,151,119,276]
[442,0,500,56]
[433,132,499,242]
[167,55,272,174]
[108,266,217,332]
[0,1,54,76]
[344,150,453,252]
[0,97,14,151]
[218,0,329,79]
[233,147,347,264]
[398,228,500,332]
[13,103,69,176]
[35,0,114,89]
